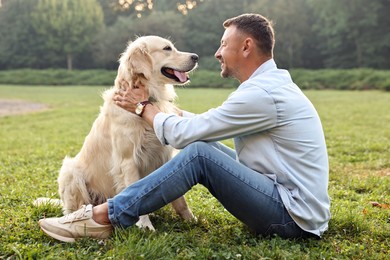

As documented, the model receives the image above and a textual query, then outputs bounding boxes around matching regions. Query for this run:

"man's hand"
[113,80,149,114]
[112,80,159,127]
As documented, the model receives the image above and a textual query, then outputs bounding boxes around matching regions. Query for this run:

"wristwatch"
[135,101,151,116]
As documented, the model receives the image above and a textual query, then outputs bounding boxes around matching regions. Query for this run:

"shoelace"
[63,205,89,223]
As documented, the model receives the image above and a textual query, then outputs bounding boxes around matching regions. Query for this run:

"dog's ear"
[128,42,153,81]
[115,41,152,89]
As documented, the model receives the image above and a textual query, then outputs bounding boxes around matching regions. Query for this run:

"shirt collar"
[248,58,277,80]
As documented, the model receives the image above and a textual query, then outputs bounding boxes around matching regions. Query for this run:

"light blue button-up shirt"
[153,59,331,236]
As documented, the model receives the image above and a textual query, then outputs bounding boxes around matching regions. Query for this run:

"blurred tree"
[0,0,51,69]
[31,0,104,70]
[92,11,187,69]
[248,0,311,69]
[103,0,205,18]
[97,0,122,26]
[1,0,389,70]
[182,0,255,57]
[309,0,390,68]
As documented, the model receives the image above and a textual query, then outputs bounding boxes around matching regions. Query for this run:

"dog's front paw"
[135,215,156,231]
[178,209,197,222]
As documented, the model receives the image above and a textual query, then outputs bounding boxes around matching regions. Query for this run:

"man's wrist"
[135,101,152,116]
[141,103,160,127]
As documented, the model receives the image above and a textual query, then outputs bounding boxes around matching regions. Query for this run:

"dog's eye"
[163,46,172,51]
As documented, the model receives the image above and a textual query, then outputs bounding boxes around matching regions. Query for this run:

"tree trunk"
[355,39,362,68]
[67,53,73,70]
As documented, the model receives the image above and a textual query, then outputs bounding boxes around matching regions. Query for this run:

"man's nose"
[214,48,221,59]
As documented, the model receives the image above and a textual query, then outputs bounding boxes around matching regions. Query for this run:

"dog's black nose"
[191,54,199,63]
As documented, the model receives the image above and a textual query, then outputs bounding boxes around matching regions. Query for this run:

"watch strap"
[137,100,151,116]
[140,100,151,106]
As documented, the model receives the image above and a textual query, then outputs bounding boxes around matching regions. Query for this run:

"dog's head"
[115,36,198,101]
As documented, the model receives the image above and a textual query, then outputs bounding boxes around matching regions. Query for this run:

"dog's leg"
[58,158,91,214]
[135,215,155,231]
[171,196,195,221]
[112,156,141,193]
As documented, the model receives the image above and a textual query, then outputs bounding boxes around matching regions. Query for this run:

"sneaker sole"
[39,224,76,243]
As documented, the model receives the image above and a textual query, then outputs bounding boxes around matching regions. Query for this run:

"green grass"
[0,85,389,259]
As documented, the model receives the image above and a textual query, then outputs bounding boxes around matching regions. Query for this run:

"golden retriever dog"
[53,36,198,230]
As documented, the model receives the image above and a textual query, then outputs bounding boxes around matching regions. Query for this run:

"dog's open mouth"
[161,67,189,83]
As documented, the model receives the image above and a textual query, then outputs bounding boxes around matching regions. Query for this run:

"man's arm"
[113,83,277,149]
[141,104,160,128]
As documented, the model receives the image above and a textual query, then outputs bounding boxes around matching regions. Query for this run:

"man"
[39,13,330,242]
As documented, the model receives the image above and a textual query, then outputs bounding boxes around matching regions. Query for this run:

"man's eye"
[163,46,172,51]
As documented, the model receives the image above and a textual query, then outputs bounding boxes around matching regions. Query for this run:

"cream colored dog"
[53,36,198,230]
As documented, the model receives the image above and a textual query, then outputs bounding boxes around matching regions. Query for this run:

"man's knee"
[185,141,211,154]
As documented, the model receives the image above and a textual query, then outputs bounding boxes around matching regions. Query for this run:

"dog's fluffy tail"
[33,197,63,207]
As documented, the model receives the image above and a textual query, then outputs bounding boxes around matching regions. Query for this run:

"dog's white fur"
[56,36,198,230]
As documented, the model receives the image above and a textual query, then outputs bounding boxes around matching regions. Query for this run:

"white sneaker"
[38,204,112,242]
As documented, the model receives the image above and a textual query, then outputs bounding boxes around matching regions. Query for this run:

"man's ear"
[242,38,254,58]
[128,42,153,81]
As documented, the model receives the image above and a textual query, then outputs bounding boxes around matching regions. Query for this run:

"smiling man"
[39,13,330,242]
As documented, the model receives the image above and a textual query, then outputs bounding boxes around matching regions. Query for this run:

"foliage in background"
[309,0,390,69]
[0,0,104,70]
[0,69,389,91]
[291,69,390,91]
[250,0,312,68]
[0,0,389,70]
[31,0,104,70]
[93,11,188,69]
[0,0,42,68]
[0,86,389,258]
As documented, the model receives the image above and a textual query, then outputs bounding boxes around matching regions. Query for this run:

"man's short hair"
[223,13,275,56]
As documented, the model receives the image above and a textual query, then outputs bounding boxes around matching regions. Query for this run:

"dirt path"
[0,99,49,117]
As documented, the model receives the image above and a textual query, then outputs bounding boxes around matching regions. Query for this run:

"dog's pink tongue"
[174,70,187,82]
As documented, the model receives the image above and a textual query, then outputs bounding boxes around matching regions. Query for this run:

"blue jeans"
[107,142,314,238]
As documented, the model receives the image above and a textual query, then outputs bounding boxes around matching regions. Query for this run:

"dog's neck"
[133,81,175,104]
[148,94,174,104]
[132,81,158,103]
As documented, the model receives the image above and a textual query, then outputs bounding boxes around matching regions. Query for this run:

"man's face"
[214,26,243,79]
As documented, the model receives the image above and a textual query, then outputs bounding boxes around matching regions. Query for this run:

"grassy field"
[0,85,389,259]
